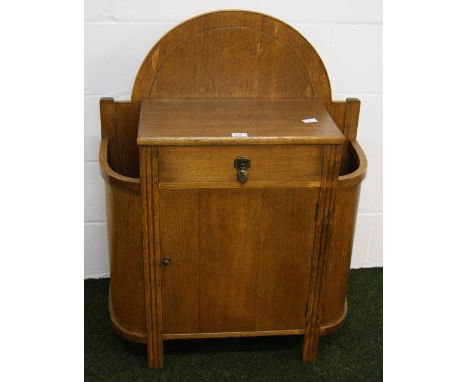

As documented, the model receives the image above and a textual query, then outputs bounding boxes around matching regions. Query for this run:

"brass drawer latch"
[234,155,251,184]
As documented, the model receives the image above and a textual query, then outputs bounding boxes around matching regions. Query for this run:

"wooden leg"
[140,147,164,368]
[146,278,164,368]
[302,315,320,363]
[303,145,342,363]
[147,335,163,368]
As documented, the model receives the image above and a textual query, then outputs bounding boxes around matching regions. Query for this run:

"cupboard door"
[160,188,318,334]
[159,189,199,334]
[253,188,318,330]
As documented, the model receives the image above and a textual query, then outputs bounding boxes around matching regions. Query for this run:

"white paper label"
[302,118,318,123]
[231,132,248,137]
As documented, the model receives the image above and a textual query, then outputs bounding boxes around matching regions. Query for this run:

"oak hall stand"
[99,11,367,369]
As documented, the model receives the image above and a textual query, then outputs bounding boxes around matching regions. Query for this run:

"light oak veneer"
[99,10,367,368]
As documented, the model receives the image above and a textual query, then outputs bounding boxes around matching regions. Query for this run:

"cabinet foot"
[302,333,319,363]
[147,341,164,368]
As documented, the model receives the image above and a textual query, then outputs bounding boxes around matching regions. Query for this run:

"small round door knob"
[161,257,171,266]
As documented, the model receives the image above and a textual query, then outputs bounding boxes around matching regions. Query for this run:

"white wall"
[84,1,383,278]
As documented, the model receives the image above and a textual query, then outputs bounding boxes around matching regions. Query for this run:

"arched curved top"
[132,10,332,108]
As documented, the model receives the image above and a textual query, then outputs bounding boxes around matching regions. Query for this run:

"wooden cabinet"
[138,98,344,367]
[99,10,367,369]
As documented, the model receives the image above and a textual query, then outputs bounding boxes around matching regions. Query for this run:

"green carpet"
[85,268,382,381]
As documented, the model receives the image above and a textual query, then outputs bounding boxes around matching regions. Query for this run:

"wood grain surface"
[139,147,164,368]
[132,11,331,105]
[302,145,342,363]
[102,138,367,346]
[138,99,344,146]
[158,145,323,184]
[159,188,319,334]
[98,10,368,369]
[159,190,199,334]
[105,181,145,338]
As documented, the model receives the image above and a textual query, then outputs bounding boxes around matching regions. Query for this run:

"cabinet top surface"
[137,99,344,146]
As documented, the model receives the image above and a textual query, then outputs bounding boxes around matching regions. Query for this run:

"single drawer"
[158,145,323,185]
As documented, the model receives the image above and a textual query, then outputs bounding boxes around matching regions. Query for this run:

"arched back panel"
[132,11,331,106]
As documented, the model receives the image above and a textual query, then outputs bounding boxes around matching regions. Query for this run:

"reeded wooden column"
[139,146,164,368]
[302,145,342,362]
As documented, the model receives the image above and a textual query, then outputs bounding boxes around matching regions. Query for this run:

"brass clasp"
[233,155,251,184]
